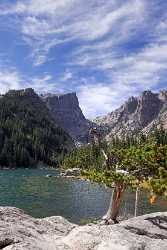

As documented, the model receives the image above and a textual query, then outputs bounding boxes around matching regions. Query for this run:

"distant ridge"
[3,88,166,145]
[0,88,74,167]
[93,89,167,140]
[1,88,94,144]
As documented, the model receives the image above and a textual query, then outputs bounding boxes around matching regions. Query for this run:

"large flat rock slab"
[0,207,166,250]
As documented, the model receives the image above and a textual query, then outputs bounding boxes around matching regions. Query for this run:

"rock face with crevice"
[0,207,167,250]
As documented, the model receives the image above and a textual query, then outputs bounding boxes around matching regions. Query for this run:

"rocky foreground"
[0,207,167,249]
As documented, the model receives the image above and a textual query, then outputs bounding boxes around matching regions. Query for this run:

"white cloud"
[30,74,58,92]
[0,69,58,95]
[20,0,75,16]
[69,0,146,41]
[77,81,136,118]
[109,43,167,90]
[0,0,147,65]
[78,84,119,118]
[61,70,73,82]
[22,16,51,37]
[77,42,167,118]
[0,70,24,94]
[0,0,166,118]
[0,0,75,17]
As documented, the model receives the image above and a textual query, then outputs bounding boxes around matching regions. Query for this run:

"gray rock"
[61,168,81,177]
[94,90,167,140]
[0,207,76,250]
[0,207,167,250]
[41,92,94,143]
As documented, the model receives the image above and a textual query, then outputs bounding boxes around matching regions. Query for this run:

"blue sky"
[0,0,166,118]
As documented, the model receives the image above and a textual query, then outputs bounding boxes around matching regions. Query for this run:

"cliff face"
[41,92,93,143]
[94,90,167,140]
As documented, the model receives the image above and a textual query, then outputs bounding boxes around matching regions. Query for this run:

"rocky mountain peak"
[94,89,167,140]
[123,96,138,114]
[41,92,79,109]
[139,90,159,105]
[137,90,162,127]
[141,90,157,97]
[41,92,93,143]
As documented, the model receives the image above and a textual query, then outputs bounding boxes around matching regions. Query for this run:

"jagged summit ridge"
[94,89,167,140]
[3,88,166,142]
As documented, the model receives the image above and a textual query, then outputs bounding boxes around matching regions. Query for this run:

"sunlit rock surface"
[94,90,167,140]
[0,207,167,249]
[60,168,81,177]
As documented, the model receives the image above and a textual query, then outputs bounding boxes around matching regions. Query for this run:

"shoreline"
[0,166,59,170]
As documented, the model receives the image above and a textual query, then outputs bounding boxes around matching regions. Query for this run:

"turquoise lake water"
[0,169,166,224]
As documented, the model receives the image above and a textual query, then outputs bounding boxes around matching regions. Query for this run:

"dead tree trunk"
[134,187,139,217]
[103,182,124,223]
[89,128,125,223]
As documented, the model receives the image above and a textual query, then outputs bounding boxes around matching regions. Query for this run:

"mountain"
[0,88,74,168]
[93,90,167,140]
[41,92,93,143]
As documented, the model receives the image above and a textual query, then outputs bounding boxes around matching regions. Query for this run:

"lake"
[0,168,166,224]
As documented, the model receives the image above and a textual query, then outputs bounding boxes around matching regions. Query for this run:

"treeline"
[62,128,167,197]
[62,143,104,170]
[0,91,73,168]
[62,128,167,170]
[109,127,167,149]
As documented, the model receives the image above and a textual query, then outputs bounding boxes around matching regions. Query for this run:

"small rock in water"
[60,168,81,177]
[46,174,52,178]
